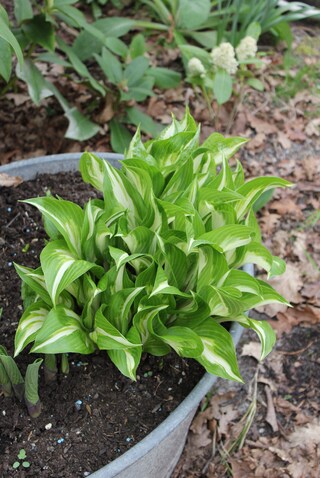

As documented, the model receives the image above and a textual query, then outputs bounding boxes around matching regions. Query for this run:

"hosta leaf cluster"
[15,111,291,382]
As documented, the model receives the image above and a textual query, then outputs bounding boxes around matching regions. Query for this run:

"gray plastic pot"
[0,153,253,478]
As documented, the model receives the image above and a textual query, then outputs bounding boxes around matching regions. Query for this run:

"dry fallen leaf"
[247,113,278,135]
[264,385,279,433]
[241,342,262,361]
[0,172,23,187]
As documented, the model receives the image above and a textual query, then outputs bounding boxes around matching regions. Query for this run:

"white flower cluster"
[236,36,258,61]
[187,57,206,78]
[210,42,238,75]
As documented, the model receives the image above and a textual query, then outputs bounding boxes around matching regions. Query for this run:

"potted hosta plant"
[0,111,290,477]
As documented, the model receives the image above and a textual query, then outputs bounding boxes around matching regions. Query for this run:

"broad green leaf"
[175,0,211,29]
[146,67,181,89]
[22,14,55,51]
[14,0,33,24]
[247,78,264,92]
[64,107,100,141]
[14,301,50,356]
[57,38,105,96]
[23,196,84,256]
[94,47,123,85]
[124,56,150,86]
[122,76,155,102]
[40,239,97,305]
[126,107,162,137]
[110,119,132,153]
[188,30,217,48]
[0,5,24,66]
[16,59,52,105]
[31,306,95,354]
[129,33,146,59]
[72,17,135,61]
[213,69,233,105]
[194,319,243,382]
[0,37,12,82]
[107,326,142,380]
[179,44,212,70]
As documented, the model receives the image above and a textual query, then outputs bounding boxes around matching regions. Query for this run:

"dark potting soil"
[0,170,204,478]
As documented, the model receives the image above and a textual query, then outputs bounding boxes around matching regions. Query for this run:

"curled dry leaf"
[0,173,23,187]
[241,342,262,361]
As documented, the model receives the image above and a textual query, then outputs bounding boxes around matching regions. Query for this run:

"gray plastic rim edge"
[0,153,251,477]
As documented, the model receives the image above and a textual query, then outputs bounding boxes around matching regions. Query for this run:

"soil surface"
[0,171,204,478]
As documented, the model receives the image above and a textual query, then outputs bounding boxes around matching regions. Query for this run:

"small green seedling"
[12,449,30,469]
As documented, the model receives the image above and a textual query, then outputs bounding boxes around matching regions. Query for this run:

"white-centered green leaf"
[40,240,96,305]
[194,319,243,382]
[31,306,95,354]
[14,301,50,356]
[23,196,84,257]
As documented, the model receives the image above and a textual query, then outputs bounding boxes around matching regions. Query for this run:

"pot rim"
[0,153,251,477]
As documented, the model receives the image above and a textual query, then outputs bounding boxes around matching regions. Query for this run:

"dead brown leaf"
[277,131,292,149]
[247,113,278,135]
[0,172,23,187]
[305,118,320,137]
[264,386,279,432]
[241,342,261,361]
[246,132,266,150]
[269,198,303,218]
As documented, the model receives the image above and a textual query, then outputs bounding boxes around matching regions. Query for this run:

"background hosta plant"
[14,111,291,382]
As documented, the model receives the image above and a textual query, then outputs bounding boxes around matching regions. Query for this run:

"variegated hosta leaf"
[192,224,255,253]
[148,315,203,358]
[79,152,108,191]
[107,326,142,380]
[81,200,104,262]
[108,286,145,333]
[242,280,291,310]
[199,285,244,318]
[91,306,142,350]
[193,319,243,382]
[40,239,98,306]
[23,196,84,257]
[14,301,50,356]
[31,306,95,354]
[14,264,52,306]
[201,133,248,165]
[150,267,190,298]
[102,161,147,229]
[237,316,276,360]
[133,304,169,344]
[235,177,293,220]
[195,245,228,291]
[218,269,262,296]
